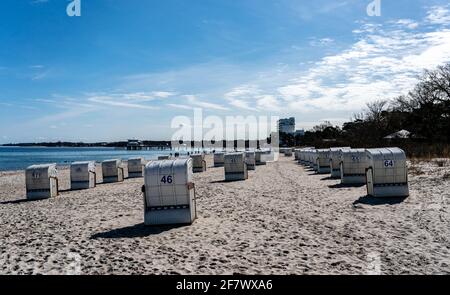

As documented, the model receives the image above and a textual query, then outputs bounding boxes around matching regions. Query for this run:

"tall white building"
[278,117,296,134]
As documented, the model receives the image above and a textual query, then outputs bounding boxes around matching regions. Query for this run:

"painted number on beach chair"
[351,156,360,162]
[160,175,173,184]
[384,160,394,167]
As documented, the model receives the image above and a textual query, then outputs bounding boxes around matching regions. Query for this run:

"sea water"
[0,147,178,171]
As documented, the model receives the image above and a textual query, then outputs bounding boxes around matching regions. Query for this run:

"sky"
[0,0,450,143]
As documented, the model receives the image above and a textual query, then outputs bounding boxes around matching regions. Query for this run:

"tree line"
[282,63,450,158]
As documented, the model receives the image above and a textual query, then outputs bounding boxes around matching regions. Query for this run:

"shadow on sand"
[320,176,336,181]
[353,195,408,206]
[328,183,366,189]
[0,198,32,205]
[210,179,246,184]
[90,223,187,239]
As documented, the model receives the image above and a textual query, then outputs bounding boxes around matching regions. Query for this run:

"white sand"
[0,156,449,274]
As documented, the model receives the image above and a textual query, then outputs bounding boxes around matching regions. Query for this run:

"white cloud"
[394,19,419,30]
[256,95,281,111]
[183,95,229,111]
[102,91,176,102]
[33,98,57,104]
[0,101,38,110]
[166,103,193,110]
[152,91,176,98]
[27,91,180,127]
[273,10,450,113]
[426,4,450,25]
[37,108,94,123]
[30,0,49,4]
[224,85,285,112]
[32,91,169,123]
[318,1,349,13]
[214,5,450,119]
[31,70,49,81]
[224,85,259,111]
[18,4,450,135]
[88,95,159,110]
[122,92,175,101]
[309,37,335,47]
[74,91,177,111]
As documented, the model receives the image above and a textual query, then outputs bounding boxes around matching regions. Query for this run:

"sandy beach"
[0,156,449,275]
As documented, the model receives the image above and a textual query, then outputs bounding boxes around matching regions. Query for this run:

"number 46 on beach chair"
[141,158,197,226]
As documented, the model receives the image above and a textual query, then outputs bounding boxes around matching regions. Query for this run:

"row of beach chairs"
[25,158,146,200]
[283,147,409,198]
[24,147,409,228]
[24,150,275,226]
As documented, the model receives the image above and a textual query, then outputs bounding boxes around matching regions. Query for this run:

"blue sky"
[1,0,450,143]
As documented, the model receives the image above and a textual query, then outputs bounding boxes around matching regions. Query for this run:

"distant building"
[294,129,305,137]
[278,117,296,134]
